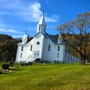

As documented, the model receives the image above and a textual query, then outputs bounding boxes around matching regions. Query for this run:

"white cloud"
[0,24,25,38]
[0,0,59,22]
[27,26,37,31]
[0,0,22,11]
[0,11,10,15]
[0,28,23,34]
[46,17,58,22]
[12,35,23,38]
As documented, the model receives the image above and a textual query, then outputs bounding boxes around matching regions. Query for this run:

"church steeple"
[37,11,46,34]
[22,32,28,44]
[58,34,63,43]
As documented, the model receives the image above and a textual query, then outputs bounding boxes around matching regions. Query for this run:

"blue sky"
[0,0,90,38]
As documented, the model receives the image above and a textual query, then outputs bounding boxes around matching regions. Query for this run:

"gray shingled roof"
[45,33,57,44]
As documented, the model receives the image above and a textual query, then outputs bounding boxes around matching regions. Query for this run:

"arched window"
[30,45,32,51]
[58,46,60,51]
[48,44,51,51]
[21,46,23,51]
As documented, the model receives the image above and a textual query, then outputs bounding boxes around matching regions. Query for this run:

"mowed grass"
[0,63,90,90]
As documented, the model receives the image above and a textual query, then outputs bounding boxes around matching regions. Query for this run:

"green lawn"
[0,63,90,90]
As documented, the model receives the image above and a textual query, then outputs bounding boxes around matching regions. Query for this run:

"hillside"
[0,63,90,90]
[0,34,33,62]
[0,34,20,62]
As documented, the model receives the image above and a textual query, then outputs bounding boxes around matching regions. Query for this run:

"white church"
[16,13,79,63]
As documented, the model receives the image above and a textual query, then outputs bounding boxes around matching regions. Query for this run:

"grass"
[0,62,90,90]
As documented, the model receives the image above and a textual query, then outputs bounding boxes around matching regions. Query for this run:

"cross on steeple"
[25,30,27,34]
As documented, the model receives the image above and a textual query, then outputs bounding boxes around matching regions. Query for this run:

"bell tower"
[37,11,46,34]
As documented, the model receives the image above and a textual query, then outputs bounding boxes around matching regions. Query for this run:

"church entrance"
[34,51,40,58]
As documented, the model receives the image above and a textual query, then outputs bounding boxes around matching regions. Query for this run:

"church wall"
[25,39,34,62]
[16,33,45,62]
[16,45,21,62]
[16,38,33,62]
[63,52,79,63]
[20,45,32,62]
[56,45,65,62]
[16,45,25,62]
[42,37,65,62]
[32,33,44,60]
[16,44,32,63]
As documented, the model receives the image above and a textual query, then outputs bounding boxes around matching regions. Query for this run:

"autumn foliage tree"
[57,12,90,65]
[0,34,19,62]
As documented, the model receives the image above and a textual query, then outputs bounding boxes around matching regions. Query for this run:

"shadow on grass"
[0,68,19,74]
[0,71,2,74]
[84,63,90,66]
[9,68,19,70]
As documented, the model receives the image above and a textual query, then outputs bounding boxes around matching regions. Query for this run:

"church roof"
[45,33,65,45]
[33,32,57,43]
[45,33,57,44]
[33,32,65,44]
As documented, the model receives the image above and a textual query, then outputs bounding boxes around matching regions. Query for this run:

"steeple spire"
[38,11,46,25]
[22,32,28,44]
[25,30,27,34]
[58,34,63,43]
[37,11,46,34]
[43,10,44,15]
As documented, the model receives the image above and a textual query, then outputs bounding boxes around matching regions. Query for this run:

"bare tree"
[57,12,90,65]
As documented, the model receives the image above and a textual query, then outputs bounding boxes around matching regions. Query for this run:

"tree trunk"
[80,55,86,65]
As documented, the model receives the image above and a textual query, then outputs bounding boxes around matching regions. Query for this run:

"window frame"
[20,53,22,58]
[58,46,60,51]
[30,45,32,51]
[48,44,51,51]
[21,46,23,51]
[57,53,59,58]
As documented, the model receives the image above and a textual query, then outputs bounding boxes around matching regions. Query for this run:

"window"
[20,53,22,58]
[39,25,41,30]
[71,56,72,60]
[48,44,51,51]
[36,41,40,45]
[68,54,69,59]
[37,52,39,56]
[34,51,39,58]
[58,46,60,51]
[30,45,32,51]
[65,53,67,58]
[73,57,74,61]
[57,53,59,58]
[21,46,23,51]
[34,53,36,56]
